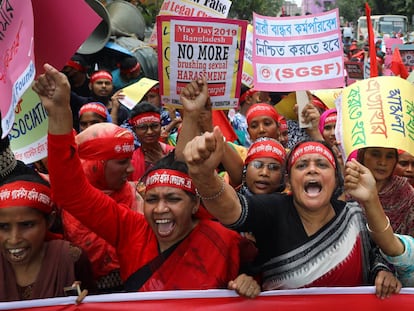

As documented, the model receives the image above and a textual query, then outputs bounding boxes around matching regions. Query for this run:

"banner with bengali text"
[0,0,35,138]
[8,87,48,164]
[337,76,414,158]
[241,24,254,88]
[157,15,247,109]
[1,287,414,311]
[253,9,345,92]
[147,0,232,46]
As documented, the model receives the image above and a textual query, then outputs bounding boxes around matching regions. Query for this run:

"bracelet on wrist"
[195,176,225,201]
[366,216,390,234]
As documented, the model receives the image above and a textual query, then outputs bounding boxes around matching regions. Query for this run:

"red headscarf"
[75,123,134,191]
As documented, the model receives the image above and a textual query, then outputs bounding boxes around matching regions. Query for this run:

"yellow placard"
[241,24,254,88]
[310,88,342,109]
[274,92,298,120]
[119,78,159,110]
[339,76,414,158]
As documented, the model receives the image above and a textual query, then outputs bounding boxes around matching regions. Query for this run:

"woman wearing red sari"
[62,122,143,293]
[32,64,259,298]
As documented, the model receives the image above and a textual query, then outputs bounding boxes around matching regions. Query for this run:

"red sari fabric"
[48,133,242,289]
[139,220,241,291]
[62,125,142,280]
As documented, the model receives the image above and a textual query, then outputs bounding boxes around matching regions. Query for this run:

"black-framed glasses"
[249,160,281,171]
[134,123,161,132]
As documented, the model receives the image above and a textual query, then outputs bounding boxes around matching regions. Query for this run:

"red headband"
[245,139,286,165]
[129,112,161,127]
[121,62,140,74]
[79,102,107,119]
[324,114,337,124]
[66,60,87,73]
[246,103,280,125]
[149,86,160,94]
[240,89,258,104]
[278,116,288,131]
[78,132,135,160]
[90,71,112,84]
[0,181,53,213]
[145,169,195,194]
[289,142,336,170]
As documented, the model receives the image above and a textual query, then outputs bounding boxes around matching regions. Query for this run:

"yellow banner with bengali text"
[339,76,414,158]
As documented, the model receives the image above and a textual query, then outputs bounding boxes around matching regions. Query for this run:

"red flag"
[365,3,378,77]
[390,47,409,79]
[212,110,238,143]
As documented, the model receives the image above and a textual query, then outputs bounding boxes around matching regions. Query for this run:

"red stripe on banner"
[4,291,414,311]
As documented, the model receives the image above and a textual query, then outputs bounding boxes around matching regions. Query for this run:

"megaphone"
[106,0,146,41]
[77,0,111,55]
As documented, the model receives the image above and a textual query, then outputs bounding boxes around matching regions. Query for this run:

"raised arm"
[175,78,210,161]
[175,79,244,186]
[344,159,404,256]
[32,63,72,134]
[183,126,242,225]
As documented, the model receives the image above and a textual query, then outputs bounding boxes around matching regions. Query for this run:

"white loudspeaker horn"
[78,0,112,55]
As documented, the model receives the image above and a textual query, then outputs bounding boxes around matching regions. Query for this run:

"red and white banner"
[252,9,344,92]
[1,287,414,311]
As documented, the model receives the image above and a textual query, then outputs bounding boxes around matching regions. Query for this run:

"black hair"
[90,68,112,77]
[130,101,161,119]
[286,139,344,199]
[1,170,50,188]
[120,56,138,71]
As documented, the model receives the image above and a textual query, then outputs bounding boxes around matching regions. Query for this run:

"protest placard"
[119,78,159,110]
[383,37,403,76]
[253,9,345,92]
[344,61,364,80]
[157,16,247,109]
[9,87,48,164]
[241,24,254,88]
[148,0,232,46]
[397,44,414,73]
[337,76,414,159]
[0,0,35,138]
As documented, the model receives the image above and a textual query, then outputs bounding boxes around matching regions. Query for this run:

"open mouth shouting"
[304,180,322,196]
[155,219,176,237]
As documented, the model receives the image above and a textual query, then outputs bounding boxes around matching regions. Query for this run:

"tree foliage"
[337,0,413,26]
[228,0,284,21]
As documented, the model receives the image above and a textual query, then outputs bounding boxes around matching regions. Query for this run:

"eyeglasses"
[249,160,281,171]
[134,123,161,132]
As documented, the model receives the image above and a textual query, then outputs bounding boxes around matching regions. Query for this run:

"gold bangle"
[195,177,225,201]
[366,216,390,234]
